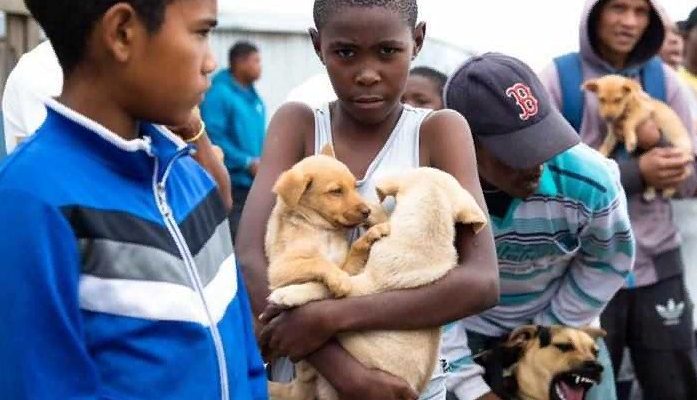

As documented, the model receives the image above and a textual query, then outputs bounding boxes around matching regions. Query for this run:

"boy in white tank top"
[237,1,500,399]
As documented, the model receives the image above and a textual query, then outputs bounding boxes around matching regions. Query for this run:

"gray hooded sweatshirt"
[539,0,697,288]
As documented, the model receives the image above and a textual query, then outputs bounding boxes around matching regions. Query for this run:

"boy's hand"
[259,301,337,361]
[168,108,203,142]
[639,147,693,189]
[634,118,661,150]
[248,159,260,176]
[336,366,418,400]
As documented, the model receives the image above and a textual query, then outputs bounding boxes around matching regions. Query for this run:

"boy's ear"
[309,28,324,64]
[100,3,140,64]
[412,22,426,60]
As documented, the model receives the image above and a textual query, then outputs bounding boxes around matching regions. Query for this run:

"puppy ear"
[454,189,488,234]
[273,168,312,207]
[581,327,606,340]
[582,79,599,93]
[319,144,335,158]
[375,177,401,203]
[622,80,640,95]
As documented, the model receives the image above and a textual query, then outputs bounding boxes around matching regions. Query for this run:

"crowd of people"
[1,0,697,400]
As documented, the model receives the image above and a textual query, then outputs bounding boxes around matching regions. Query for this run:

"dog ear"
[273,168,312,207]
[621,80,640,95]
[454,189,488,234]
[508,325,538,347]
[375,177,401,202]
[319,144,335,158]
[581,327,606,340]
[582,79,599,93]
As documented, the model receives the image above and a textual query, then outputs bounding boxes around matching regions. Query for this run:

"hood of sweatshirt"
[580,0,666,74]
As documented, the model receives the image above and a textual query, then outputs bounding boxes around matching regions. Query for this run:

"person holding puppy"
[236,1,500,399]
[441,53,634,400]
[539,0,697,398]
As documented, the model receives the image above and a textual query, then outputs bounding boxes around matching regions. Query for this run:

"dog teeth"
[555,385,567,400]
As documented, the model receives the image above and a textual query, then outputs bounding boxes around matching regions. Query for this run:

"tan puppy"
[268,168,488,400]
[266,149,387,302]
[477,325,606,400]
[583,75,693,200]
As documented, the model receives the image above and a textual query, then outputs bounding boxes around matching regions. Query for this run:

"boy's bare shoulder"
[271,102,316,131]
[419,109,473,148]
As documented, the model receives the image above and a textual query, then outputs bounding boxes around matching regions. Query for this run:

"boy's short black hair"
[24,0,174,74]
[228,41,259,69]
[313,0,418,30]
[410,66,448,94]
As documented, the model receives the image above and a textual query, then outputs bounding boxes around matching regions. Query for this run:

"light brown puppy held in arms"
[583,75,694,200]
[268,168,488,400]
[265,147,388,302]
[477,325,606,400]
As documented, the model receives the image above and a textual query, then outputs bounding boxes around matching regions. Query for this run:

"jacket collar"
[44,98,193,181]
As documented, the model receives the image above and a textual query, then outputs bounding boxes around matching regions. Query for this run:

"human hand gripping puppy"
[583,75,694,200]
[267,167,487,400]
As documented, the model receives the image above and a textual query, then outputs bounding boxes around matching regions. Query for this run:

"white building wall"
[210,28,473,119]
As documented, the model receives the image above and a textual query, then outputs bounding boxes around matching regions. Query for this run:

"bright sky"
[221,0,696,70]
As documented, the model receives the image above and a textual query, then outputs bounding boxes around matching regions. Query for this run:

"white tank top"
[313,103,431,206]
[313,103,446,394]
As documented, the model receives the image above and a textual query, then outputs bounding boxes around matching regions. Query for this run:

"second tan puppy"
[583,74,693,200]
[268,168,488,400]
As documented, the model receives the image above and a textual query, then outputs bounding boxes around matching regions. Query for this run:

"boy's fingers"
[259,304,285,323]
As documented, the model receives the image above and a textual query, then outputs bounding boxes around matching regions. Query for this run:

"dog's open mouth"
[551,369,601,400]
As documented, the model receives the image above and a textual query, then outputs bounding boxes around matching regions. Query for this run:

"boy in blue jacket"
[0,1,267,399]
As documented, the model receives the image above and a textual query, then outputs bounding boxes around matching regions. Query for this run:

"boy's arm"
[534,165,635,326]
[259,110,500,361]
[0,190,100,399]
[200,90,258,172]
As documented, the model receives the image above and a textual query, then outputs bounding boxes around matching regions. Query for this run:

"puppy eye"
[592,347,599,357]
[554,343,574,352]
[328,187,344,195]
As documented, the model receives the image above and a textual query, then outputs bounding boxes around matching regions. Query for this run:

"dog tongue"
[559,382,585,400]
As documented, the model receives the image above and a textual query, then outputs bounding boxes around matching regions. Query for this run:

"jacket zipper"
[152,157,230,400]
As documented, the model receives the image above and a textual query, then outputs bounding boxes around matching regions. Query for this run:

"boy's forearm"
[331,267,498,333]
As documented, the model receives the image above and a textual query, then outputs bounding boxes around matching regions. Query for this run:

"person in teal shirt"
[201,41,265,240]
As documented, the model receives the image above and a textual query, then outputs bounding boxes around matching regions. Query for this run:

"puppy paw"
[268,287,305,307]
[268,284,327,307]
[643,187,657,202]
[625,137,638,154]
[364,222,390,244]
[325,270,352,298]
[662,188,677,199]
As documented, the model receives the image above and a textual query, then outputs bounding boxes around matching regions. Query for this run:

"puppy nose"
[360,206,371,218]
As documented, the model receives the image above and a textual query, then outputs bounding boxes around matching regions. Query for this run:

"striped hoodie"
[442,143,634,399]
[0,99,267,400]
